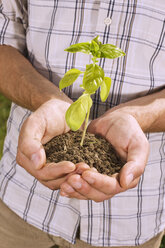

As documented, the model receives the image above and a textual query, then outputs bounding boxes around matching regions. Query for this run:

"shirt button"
[104,17,112,26]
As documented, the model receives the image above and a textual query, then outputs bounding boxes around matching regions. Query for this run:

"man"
[0,0,165,247]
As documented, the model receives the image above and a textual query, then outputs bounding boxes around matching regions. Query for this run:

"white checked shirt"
[0,0,165,246]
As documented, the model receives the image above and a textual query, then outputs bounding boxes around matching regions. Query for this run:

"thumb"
[119,161,143,189]
[87,118,100,134]
[17,114,46,170]
[119,139,149,189]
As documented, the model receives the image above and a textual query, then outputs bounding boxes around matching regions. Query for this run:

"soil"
[44,130,124,176]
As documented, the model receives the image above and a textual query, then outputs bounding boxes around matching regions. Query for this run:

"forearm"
[0,45,71,111]
[109,89,165,132]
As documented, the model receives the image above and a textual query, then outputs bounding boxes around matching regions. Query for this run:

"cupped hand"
[16,99,77,190]
[60,111,149,201]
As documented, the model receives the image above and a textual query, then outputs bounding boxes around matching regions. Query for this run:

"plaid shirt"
[0,0,165,246]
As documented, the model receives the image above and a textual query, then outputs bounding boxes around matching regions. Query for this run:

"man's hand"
[16,99,78,190]
[60,112,149,201]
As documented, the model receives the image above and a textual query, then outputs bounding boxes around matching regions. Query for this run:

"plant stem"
[80,58,96,147]
[80,109,90,146]
[92,56,97,65]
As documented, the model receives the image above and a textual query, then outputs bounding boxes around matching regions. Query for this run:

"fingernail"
[75,163,90,174]
[31,152,40,169]
[126,173,134,186]
[72,182,82,189]
[63,185,75,193]
[31,148,45,169]
[60,191,69,197]
[84,175,95,184]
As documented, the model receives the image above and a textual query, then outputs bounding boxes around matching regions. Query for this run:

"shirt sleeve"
[0,0,27,54]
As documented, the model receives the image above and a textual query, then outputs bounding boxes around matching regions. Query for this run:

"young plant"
[59,36,125,146]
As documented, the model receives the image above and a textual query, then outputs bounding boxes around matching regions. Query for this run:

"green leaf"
[90,36,102,57]
[99,44,125,59]
[64,42,91,54]
[90,40,100,57]
[59,68,83,90]
[100,77,112,102]
[80,93,93,112]
[65,94,92,131]
[92,36,102,46]
[65,100,86,131]
[82,64,104,94]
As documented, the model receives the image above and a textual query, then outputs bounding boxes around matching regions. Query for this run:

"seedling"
[59,36,125,146]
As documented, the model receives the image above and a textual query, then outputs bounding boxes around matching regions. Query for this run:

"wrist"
[21,69,73,111]
[109,105,150,132]
[108,90,165,132]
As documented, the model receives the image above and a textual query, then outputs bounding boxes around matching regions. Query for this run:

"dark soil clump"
[44,130,124,176]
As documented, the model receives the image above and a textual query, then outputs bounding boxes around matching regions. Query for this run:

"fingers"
[60,183,88,200]
[60,170,126,202]
[119,134,149,189]
[60,174,112,202]
[82,170,124,195]
[60,163,99,200]
[87,118,102,136]
[40,175,72,191]
[71,162,91,175]
[60,163,93,199]
[88,112,150,192]
[17,148,75,184]
[17,114,47,169]
[17,99,71,170]
[119,161,143,189]
[37,161,76,181]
